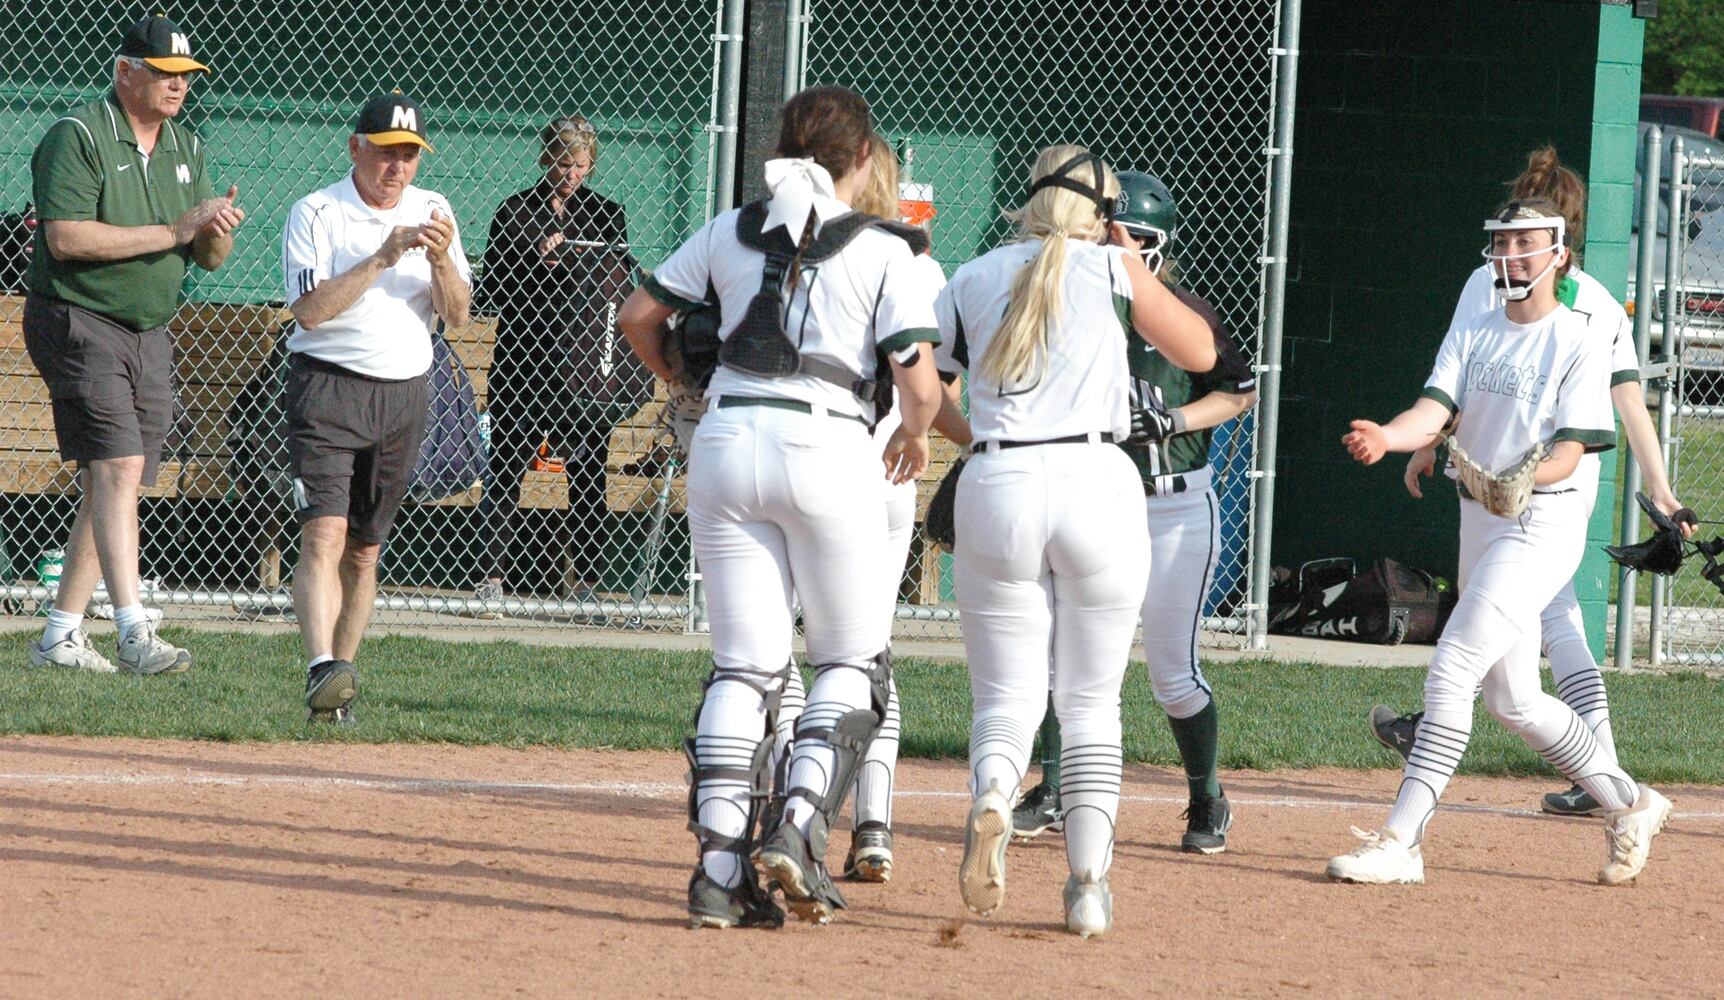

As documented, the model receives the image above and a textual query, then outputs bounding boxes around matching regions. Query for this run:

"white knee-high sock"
[770,660,805,795]
[853,674,900,828]
[1385,708,1473,845]
[785,663,872,834]
[1517,700,1636,811]
[1058,729,1123,879]
[969,711,1031,801]
[693,678,770,888]
[1547,646,1618,766]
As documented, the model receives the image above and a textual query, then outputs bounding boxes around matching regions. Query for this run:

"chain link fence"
[0,0,732,633]
[1,1,1289,644]
[798,0,1284,640]
[1649,136,1724,666]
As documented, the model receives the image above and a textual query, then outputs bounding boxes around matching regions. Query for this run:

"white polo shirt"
[282,172,471,380]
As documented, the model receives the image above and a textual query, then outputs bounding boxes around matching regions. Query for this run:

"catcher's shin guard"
[684,661,794,928]
[768,649,893,918]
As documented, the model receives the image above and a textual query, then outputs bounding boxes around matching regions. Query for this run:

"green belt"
[715,395,870,426]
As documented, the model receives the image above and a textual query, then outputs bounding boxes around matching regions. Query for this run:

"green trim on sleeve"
[878,326,939,354]
[640,273,703,312]
[1610,368,1640,387]
[1419,386,1457,414]
[1553,427,1616,453]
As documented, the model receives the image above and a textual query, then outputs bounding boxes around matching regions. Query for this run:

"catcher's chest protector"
[721,202,923,420]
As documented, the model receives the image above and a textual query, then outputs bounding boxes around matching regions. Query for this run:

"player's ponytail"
[853,132,901,219]
[1508,146,1586,264]
[983,145,1118,386]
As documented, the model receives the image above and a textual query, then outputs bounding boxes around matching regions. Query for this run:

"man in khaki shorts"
[282,93,470,723]
[24,14,244,675]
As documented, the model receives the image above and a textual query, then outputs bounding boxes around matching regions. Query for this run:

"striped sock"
[1060,738,1124,878]
[1385,712,1472,844]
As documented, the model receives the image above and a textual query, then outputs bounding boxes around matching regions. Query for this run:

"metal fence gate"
[0,1,1292,644]
[1643,129,1724,666]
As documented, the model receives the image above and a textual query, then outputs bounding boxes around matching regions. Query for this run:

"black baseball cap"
[119,15,211,74]
[353,92,435,152]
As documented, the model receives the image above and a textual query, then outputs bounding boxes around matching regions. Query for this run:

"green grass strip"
[2,630,1720,784]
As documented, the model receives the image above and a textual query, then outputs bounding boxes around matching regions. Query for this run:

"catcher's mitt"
[1446,437,1543,519]
[924,457,965,552]
[1604,492,1697,576]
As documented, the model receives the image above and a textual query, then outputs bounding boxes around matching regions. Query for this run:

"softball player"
[936,145,1215,937]
[1329,199,1671,887]
[1012,172,1257,854]
[1369,148,1693,818]
[617,86,943,929]
[834,135,948,884]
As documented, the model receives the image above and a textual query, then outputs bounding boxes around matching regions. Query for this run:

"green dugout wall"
[1277,0,1646,656]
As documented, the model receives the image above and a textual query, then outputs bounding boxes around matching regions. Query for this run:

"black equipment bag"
[1269,557,1448,645]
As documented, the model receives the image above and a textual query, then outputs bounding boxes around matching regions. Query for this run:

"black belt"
[971,431,1119,454]
[715,394,870,426]
[290,352,420,384]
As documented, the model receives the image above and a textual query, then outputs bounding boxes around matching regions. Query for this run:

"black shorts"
[22,294,174,485]
[285,354,428,545]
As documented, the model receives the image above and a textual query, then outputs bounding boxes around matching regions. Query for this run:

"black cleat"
[843,821,893,883]
[757,821,846,924]
[687,866,785,930]
[306,659,359,724]
[1180,793,1234,854]
[1368,705,1421,763]
[1542,783,1607,817]
[1011,781,1063,841]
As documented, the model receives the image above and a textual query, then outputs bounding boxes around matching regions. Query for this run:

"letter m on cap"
[171,32,191,55]
[391,105,418,132]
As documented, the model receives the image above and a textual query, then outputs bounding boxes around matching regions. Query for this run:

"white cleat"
[1063,872,1112,939]
[959,785,1012,916]
[1326,826,1425,884]
[1600,785,1673,886]
[29,629,117,673]
[116,623,190,675]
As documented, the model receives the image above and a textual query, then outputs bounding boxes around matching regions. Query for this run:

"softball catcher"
[617,86,943,929]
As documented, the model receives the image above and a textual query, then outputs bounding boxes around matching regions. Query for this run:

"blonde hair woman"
[933,145,1214,937]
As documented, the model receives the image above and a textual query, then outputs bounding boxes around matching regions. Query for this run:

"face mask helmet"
[1482,201,1569,301]
[1112,170,1177,274]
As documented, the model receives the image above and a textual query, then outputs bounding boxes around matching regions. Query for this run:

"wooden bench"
[0,294,960,602]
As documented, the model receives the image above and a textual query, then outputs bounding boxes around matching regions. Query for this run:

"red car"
[1642,95,1724,138]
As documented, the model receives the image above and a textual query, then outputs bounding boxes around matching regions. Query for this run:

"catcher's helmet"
[1113,170,1177,273]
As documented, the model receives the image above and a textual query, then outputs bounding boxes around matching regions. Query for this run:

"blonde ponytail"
[981,145,1118,386]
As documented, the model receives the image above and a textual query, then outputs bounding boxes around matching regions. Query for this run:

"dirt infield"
[1,737,1719,999]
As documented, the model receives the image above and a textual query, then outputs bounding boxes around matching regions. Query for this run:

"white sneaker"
[1600,785,1673,885]
[1326,826,1425,884]
[1063,872,1112,939]
[959,784,1013,916]
[116,623,191,675]
[29,629,118,673]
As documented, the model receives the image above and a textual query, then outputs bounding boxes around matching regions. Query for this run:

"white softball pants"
[852,479,914,829]
[955,443,1149,880]
[1141,481,1219,720]
[1385,493,1637,844]
[686,404,892,885]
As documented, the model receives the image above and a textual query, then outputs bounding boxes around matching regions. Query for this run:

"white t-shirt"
[283,173,472,380]
[1451,264,1637,505]
[1422,303,1617,504]
[643,198,941,422]
[933,238,1134,445]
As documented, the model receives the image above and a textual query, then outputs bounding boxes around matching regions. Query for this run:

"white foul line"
[0,771,1719,821]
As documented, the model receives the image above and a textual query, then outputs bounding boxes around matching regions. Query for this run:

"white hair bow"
[762,157,848,240]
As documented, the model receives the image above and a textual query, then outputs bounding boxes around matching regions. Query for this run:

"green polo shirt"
[28,92,215,330]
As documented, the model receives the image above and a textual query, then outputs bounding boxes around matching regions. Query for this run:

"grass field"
[3,629,1720,784]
